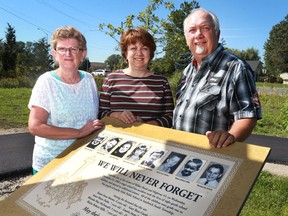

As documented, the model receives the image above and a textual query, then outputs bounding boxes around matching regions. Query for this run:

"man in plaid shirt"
[173,8,262,148]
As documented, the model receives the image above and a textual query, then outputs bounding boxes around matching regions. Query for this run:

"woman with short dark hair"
[99,28,174,128]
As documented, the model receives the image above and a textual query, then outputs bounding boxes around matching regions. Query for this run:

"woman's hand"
[111,111,137,124]
[78,119,105,138]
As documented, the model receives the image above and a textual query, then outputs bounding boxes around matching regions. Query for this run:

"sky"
[0,0,287,63]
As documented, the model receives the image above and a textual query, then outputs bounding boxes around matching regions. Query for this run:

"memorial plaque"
[0,117,270,216]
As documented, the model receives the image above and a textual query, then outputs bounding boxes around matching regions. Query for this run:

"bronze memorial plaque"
[1,117,270,216]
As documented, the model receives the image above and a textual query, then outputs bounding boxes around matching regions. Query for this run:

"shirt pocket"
[195,85,221,111]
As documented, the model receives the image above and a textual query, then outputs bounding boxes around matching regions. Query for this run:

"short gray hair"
[183,8,220,35]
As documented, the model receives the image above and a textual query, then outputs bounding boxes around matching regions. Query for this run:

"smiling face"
[184,10,219,62]
[206,167,222,181]
[181,161,199,176]
[126,42,151,71]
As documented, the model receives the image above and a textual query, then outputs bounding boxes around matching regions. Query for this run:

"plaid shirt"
[173,44,262,134]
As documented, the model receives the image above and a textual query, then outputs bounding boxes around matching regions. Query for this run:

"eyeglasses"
[55,47,83,55]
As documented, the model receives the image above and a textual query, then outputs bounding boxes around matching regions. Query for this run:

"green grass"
[5,86,287,137]
[256,82,288,88]
[0,86,288,215]
[240,172,288,216]
[0,88,31,129]
[253,94,288,138]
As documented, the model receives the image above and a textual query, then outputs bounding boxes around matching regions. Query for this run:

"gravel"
[0,171,32,201]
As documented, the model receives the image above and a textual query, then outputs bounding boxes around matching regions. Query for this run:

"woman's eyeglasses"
[55,47,83,55]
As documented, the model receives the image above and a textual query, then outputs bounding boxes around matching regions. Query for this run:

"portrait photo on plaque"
[197,162,229,189]
[158,151,187,174]
[176,157,206,181]
[125,143,150,162]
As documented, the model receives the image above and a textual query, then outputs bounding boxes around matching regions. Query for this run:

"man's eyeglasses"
[55,47,83,55]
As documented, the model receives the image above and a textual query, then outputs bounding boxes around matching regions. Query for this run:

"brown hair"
[50,26,87,51]
[120,28,156,60]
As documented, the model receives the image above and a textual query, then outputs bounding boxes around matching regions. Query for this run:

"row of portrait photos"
[85,133,229,189]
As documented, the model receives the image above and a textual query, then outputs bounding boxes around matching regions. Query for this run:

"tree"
[1,23,17,78]
[105,54,122,71]
[16,41,33,76]
[33,37,53,73]
[79,57,91,71]
[0,38,3,64]
[15,38,53,77]
[162,1,200,72]
[99,0,200,76]
[226,47,260,61]
[150,57,175,75]
[149,1,199,76]
[99,0,175,53]
[264,15,288,76]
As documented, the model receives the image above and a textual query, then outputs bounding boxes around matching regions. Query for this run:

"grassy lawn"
[241,171,288,215]
[253,94,288,138]
[0,88,31,129]
[0,87,288,215]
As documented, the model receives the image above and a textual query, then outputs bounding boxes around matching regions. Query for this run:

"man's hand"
[205,130,236,148]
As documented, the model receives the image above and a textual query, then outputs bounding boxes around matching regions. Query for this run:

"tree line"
[103,0,287,79]
[0,23,90,88]
[0,0,287,88]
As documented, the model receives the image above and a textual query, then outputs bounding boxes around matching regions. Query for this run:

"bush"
[93,75,105,92]
[17,76,36,88]
[0,78,19,88]
[0,76,36,88]
[168,71,182,98]
[259,75,283,83]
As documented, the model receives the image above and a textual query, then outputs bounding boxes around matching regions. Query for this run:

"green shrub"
[168,71,182,98]
[0,76,36,88]
[17,76,36,88]
[0,78,19,88]
[93,75,105,92]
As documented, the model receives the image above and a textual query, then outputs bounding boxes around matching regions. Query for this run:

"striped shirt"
[99,71,174,127]
[173,44,262,134]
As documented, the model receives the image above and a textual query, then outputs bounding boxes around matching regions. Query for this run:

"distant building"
[90,62,106,72]
[246,61,263,82]
[280,73,288,84]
